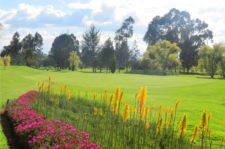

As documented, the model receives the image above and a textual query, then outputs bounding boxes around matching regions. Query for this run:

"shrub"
[6,91,101,149]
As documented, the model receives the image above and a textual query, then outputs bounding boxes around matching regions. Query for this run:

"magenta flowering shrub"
[6,91,101,149]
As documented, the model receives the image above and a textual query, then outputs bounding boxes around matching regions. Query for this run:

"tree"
[100,38,114,71]
[110,54,116,73]
[115,16,135,71]
[50,34,79,68]
[21,32,43,66]
[1,55,11,67]
[143,40,181,73]
[129,40,140,69]
[144,8,213,72]
[218,44,225,78]
[81,25,100,72]
[116,40,129,71]
[68,51,80,71]
[198,44,221,78]
[0,32,22,64]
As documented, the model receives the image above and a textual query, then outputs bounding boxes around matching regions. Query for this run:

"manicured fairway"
[0,66,225,148]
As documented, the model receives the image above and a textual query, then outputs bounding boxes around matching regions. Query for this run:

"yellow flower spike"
[170,108,175,118]
[156,117,163,135]
[118,92,123,103]
[191,126,198,142]
[109,95,113,107]
[98,108,104,116]
[145,122,150,129]
[132,107,137,114]
[93,92,97,101]
[165,107,170,115]
[175,99,181,108]
[93,107,98,115]
[122,104,130,122]
[102,90,107,104]
[180,114,187,137]
[66,89,72,100]
[168,119,172,126]
[113,100,118,114]
[158,105,162,117]
[201,111,208,128]
[115,88,121,101]
[138,87,147,111]
[141,107,149,120]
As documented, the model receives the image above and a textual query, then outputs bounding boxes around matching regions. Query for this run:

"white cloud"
[68,0,225,45]
[1,0,225,54]
[18,3,67,19]
[68,1,102,14]
[82,16,112,26]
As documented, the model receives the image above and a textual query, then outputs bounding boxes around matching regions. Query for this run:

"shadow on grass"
[195,76,225,80]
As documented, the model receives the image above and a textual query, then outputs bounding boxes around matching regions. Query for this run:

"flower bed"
[6,91,101,149]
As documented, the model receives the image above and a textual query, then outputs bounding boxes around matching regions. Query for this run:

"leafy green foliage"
[81,25,100,72]
[50,34,79,68]
[99,38,114,71]
[1,55,11,66]
[21,32,44,67]
[68,51,80,71]
[144,8,213,72]
[198,43,224,78]
[143,40,181,73]
[110,54,116,73]
[115,16,135,71]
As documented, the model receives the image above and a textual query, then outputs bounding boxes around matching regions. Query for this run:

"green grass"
[0,66,225,148]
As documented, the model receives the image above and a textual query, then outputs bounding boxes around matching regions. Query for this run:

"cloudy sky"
[0,0,225,54]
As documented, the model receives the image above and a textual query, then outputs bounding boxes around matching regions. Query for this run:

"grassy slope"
[0,66,225,147]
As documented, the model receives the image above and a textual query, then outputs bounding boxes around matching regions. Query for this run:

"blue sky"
[0,0,225,54]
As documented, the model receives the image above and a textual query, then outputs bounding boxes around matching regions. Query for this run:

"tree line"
[1,8,225,78]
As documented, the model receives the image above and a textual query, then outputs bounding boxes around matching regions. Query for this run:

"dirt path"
[0,110,21,149]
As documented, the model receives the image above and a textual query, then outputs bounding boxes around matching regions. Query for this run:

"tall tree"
[68,51,80,71]
[218,44,225,78]
[115,16,135,71]
[100,38,114,71]
[129,40,140,69]
[0,32,22,64]
[50,34,79,68]
[144,8,213,72]
[81,25,100,72]
[21,32,43,66]
[143,40,181,73]
[198,44,221,78]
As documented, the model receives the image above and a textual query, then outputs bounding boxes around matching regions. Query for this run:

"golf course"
[0,66,224,148]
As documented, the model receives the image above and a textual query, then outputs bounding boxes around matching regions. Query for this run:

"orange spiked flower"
[175,100,181,108]
[145,122,150,129]
[122,104,130,122]
[138,87,147,111]
[102,90,107,104]
[93,92,97,101]
[180,114,187,137]
[200,112,208,128]
[192,126,198,142]
[115,88,121,101]
[109,95,113,107]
